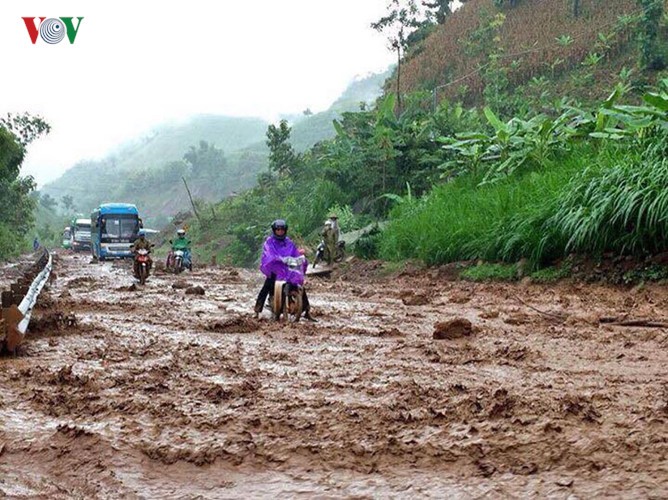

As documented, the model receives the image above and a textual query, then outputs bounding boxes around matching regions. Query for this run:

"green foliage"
[556,35,574,47]
[371,0,423,54]
[0,113,51,148]
[530,263,572,283]
[0,114,49,259]
[316,94,481,215]
[622,264,668,284]
[325,203,361,232]
[381,80,668,268]
[551,140,668,256]
[266,120,301,176]
[439,105,578,183]
[636,0,666,70]
[354,225,383,259]
[461,262,517,282]
[379,154,579,267]
[61,194,75,212]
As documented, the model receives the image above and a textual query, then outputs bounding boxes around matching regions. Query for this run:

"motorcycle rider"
[168,228,192,270]
[131,229,153,278]
[254,219,316,321]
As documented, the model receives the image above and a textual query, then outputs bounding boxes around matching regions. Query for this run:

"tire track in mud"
[0,252,667,497]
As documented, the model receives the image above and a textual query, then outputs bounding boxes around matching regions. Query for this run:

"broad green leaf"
[643,93,668,112]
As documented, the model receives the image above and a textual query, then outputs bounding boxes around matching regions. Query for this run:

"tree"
[0,115,49,257]
[422,0,453,24]
[266,120,299,176]
[39,193,57,211]
[371,0,423,114]
[183,141,228,193]
[0,113,51,147]
[637,0,666,70]
[61,194,75,212]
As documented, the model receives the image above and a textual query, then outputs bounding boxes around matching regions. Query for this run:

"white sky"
[0,1,396,186]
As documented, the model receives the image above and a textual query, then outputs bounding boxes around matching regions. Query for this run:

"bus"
[70,217,92,252]
[90,203,141,260]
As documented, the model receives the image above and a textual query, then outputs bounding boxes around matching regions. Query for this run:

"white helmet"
[176,228,186,236]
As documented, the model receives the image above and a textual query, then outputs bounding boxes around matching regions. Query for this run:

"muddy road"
[1,252,667,498]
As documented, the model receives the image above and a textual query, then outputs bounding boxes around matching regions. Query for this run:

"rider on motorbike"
[131,229,153,278]
[254,219,316,321]
[168,228,192,270]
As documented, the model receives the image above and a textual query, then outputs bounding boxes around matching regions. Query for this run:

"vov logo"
[22,17,84,45]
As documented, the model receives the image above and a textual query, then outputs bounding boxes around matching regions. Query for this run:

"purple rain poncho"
[259,235,308,286]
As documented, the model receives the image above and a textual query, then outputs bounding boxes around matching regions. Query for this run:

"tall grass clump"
[379,152,585,266]
[551,138,668,256]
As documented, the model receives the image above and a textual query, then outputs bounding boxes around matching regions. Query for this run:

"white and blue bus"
[90,203,141,260]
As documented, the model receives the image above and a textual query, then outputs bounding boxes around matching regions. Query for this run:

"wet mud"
[0,252,667,498]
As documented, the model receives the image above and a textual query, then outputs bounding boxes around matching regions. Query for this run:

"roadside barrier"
[0,249,52,353]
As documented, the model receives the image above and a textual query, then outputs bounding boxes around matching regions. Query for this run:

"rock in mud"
[480,309,500,319]
[172,280,192,290]
[185,286,205,295]
[206,316,259,334]
[448,290,472,304]
[433,318,474,340]
[557,478,574,488]
[400,291,430,306]
[29,312,78,333]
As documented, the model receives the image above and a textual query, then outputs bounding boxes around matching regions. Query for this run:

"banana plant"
[588,79,668,140]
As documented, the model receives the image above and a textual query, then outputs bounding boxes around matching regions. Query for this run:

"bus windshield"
[100,215,139,241]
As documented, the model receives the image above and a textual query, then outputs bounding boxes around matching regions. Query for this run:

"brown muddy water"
[0,252,666,498]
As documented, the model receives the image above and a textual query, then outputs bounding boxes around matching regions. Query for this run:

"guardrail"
[0,248,51,354]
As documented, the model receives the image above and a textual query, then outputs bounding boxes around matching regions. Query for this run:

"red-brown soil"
[0,252,666,497]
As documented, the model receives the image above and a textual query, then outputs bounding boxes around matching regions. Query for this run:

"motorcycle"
[166,249,186,274]
[312,240,346,268]
[134,248,152,285]
[272,256,306,322]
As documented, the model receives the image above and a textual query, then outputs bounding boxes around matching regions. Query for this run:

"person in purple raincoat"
[254,219,316,321]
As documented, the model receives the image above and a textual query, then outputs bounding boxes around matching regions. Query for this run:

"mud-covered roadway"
[0,252,666,498]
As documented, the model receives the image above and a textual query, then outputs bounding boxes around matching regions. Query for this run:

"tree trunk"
[396,47,402,115]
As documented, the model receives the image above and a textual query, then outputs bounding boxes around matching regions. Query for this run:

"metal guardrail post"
[1,249,52,353]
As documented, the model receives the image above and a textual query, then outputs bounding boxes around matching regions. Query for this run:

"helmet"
[324,220,332,227]
[176,228,186,236]
[328,213,338,220]
[270,219,288,240]
[138,229,146,237]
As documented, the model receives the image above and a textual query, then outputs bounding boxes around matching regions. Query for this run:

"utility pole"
[182,177,201,223]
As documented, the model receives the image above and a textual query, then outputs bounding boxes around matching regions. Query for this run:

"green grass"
[460,262,517,282]
[379,148,587,267]
[380,135,668,269]
[551,139,668,256]
[529,263,572,283]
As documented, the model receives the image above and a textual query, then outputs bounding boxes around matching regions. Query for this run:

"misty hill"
[290,69,391,151]
[40,69,390,226]
[109,116,270,172]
